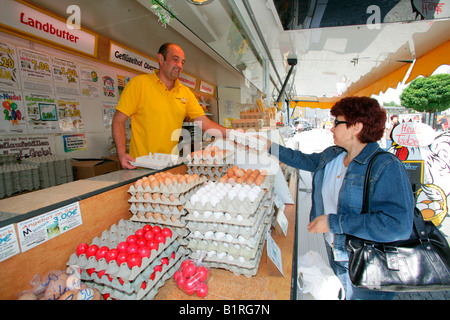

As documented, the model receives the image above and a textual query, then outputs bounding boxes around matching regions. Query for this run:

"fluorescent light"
[186,0,215,5]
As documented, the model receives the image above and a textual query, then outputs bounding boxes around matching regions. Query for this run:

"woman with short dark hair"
[268,96,414,300]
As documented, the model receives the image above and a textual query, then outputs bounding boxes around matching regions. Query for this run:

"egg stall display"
[183,168,275,277]
[127,171,207,229]
[186,146,234,182]
[67,219,187,300]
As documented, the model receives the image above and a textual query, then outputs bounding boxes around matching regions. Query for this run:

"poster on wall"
[117,74,131,96]
[0,135,54,158]
[103,102,116,129]
[18,47,54,93]
[17,202,83,253]
[56,96,83,132]
[0,41,21,90]
[63,134,86,152]
[52,57,80,96]
[79,63,100,98]
[102,74,117,101]
[24,91,59,133]
[0,89,27,133]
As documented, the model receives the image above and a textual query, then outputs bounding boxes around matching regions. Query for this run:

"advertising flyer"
[18,47,54,93]
[102,101,116,129]
[52,57,80,96]
[79,63,100,98]
[17,202,82,252]
[0,41,21,90]
[0,89,27,133]
[63,133,86,152]
[24,91,59,133]
[0,224,21,262]
[56,96,83,132]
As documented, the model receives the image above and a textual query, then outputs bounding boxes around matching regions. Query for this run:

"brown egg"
[143,192,151,200]
[168,205,174,211]
[151,203,157,209]
[235,169,245,177]
[153,212,161,220]
[161,214,168,221]
[232,165,239,171]
[160,194,166,201]
[186,176,194,184]
[219,176,228,183]
[236,177,245,184]
[145,212,152,219]
[177,205,183,211]
[228,178,236,184]
[255,176,264,186]
[169,194,176,202]
[227,168,235,178]
[164,177,173,186]
[134,179,143,188]
[150,179,160,189]
[170,215,177,222]
[246,177,255,185]
[151,193,160,200]
[178,175,187,184]
[135,193,140,200]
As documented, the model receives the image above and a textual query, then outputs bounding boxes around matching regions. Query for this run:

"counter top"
[0,168,156,227]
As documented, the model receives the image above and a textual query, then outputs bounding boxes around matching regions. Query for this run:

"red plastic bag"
[173,258,210,298]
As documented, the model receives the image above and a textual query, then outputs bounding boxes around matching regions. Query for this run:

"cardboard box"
[72,158,120,180]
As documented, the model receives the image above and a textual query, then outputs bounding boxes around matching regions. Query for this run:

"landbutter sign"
[0,1,97,56]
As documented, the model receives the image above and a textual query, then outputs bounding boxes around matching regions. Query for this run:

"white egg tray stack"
[66,220,188,300]
[228,130,267,151]
[127,175,207,227]
[130,152,182,169]
[184,181,275,277]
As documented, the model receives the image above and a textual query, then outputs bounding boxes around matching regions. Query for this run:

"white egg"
[194,231,202,237]
[190,194,200,205]
[227,254,234,261]
[238,256,245,263]
[225,213,232,220]
[234,244,241,249]
[207,250,216,258]
[225,234,234,242]
[204,211,213,218]
[205,231,214,239]
[228,190,237,200]
[429,202,442,211]
[238,236,246,243]
[223,242,229,248]
[210,195,220,207]
[214,211,224,219]
[215,231,225,240]
[237,215,243,222]
[193,210,200,217]
[217,252,226,259]
[247,191,258,202]
[238,192,247,201]
[200,195,208,206]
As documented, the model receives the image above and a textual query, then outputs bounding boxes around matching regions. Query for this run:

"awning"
[289,98,337,110]
[405,41,450,83]
[351,63,412,97]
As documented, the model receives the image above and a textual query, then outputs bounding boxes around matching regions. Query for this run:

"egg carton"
[187,223,267,260]
[187,164,232,182]
[128,175,207,197]
[187,149,234,165]
[129,201,186,216]
[228,130,267,151]
[81,242,185,295]
[190,226,267,277]
[184,189,273,226]
[128,184,201,206]
[186,211,267,250]
[130,152,182,169]
[219,174,275,191]
[130,211,188,229]
[89,258,183,300]
[184,187,265,218]
[67,221,181,281]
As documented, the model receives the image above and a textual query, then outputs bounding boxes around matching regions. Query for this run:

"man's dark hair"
[158,43,175,60]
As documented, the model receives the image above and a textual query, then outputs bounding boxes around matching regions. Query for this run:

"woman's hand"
[307,215,330,233]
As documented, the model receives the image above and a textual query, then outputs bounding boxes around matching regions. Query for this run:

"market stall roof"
[27,0,450,104]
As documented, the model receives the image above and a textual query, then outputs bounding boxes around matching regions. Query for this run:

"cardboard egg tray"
[228,130,267,151]
[66,220,181,282]
[187,149,234,166]
[187,164,232,182]
[128,175,207,197]
[186,219,267,260]
[130,210,187,229]
[81,243,186,299]
[184,185,266,218]
[89,258,183,300]
[130,152,182,169]
[184,187,273,226]
[189,224,268,277]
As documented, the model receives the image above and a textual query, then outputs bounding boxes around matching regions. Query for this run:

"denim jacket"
[270,142,414,261]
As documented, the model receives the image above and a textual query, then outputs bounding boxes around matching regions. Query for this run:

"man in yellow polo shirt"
[112,43,226,169]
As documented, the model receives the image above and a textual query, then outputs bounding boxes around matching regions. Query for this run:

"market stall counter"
[0,163,297,300]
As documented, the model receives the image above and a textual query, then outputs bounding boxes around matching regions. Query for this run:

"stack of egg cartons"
[186,146,234,182]
[184,169,275,277]
[22,155,73,188]
[127,171,207,233]
[0,163,40,198]
[67,219,186,300]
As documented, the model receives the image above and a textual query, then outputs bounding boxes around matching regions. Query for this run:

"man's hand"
[118,153,136,170]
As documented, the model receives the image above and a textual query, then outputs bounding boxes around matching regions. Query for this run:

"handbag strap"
[362,151,428,238]
[361,151,390,214]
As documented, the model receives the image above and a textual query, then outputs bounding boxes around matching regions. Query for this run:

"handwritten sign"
[392,122,436,147]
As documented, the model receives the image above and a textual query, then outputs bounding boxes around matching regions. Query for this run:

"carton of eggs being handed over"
[227,130,267,151]
[130,152,181,169]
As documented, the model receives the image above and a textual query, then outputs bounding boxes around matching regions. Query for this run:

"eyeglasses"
[333,119,348,127]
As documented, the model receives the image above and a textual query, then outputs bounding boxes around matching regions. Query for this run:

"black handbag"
[346,151,450,292]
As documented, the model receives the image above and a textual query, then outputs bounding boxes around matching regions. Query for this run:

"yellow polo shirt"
[116,71,205,158]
